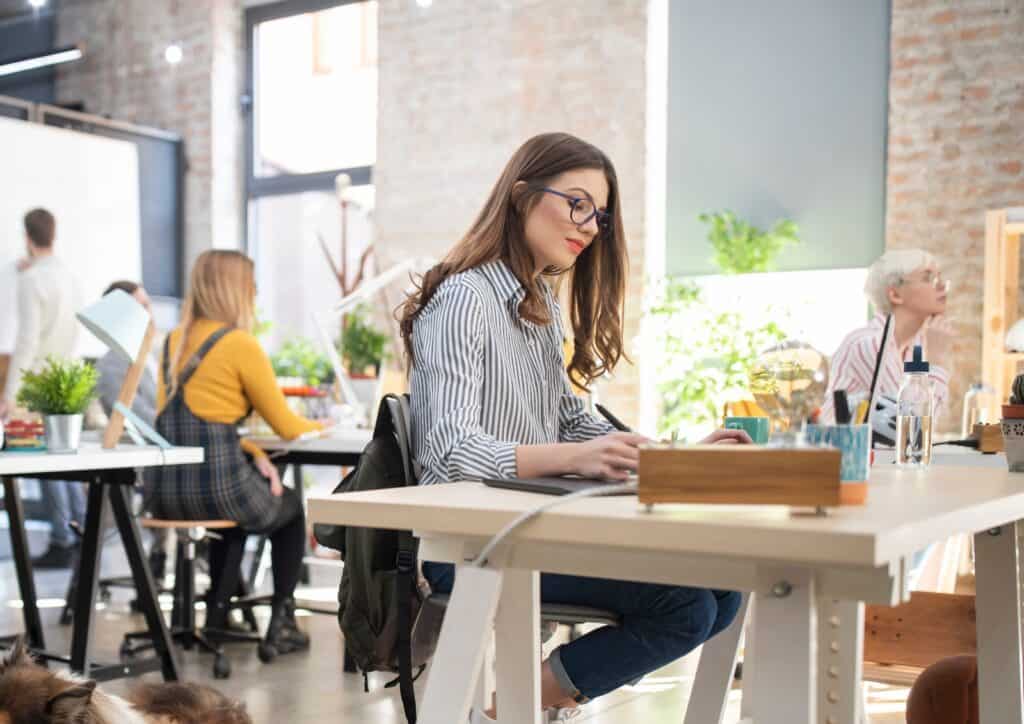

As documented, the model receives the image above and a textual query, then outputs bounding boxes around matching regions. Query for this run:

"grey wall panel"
[667,0,890,275]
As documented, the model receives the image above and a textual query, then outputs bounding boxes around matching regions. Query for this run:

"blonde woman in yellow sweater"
[145,250,320,661]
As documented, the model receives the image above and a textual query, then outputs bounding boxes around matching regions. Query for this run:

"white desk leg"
[740,596,756,722]
[974,522,1024,724]
[818,598,864,724]
[683,592,750,724]
[494,569,542,724]
[420,566,504,724]
[748,568,817,724]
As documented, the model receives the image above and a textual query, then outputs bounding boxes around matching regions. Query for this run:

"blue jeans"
[423,562,742,700]
[39,481,87,549]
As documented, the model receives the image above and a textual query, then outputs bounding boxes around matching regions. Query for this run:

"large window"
[253,1,377,178]
[245,0,377,352]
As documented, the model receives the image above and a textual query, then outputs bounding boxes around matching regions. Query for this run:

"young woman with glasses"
[398,132,749,722]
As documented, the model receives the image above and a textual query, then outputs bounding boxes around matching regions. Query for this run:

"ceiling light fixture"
[164,44,183,65]
[416,0,432,7]
[27,0,48,8]
[0,46,82,78]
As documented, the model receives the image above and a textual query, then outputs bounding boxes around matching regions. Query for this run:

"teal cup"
[724,416,770,445]
[805,424,871,482]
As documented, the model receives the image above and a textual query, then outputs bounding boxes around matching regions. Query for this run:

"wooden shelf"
[982,207,1024,419]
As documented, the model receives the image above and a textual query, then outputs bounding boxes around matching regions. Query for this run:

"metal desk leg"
[69,479,105,675]
[974,522,1024,723]
[420,566,503,724]
[684,592,750,724]
[2,476,45,652]
[818,598,865,724]
[108,483,179,681]
[494,569,542,724]
[747,567,818,724]
[294,463,310,584]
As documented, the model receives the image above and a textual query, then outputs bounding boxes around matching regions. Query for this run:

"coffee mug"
[724,416,770,444]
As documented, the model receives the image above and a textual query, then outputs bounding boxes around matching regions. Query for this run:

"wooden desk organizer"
[973,423,1004,454]
[638,445,842,507]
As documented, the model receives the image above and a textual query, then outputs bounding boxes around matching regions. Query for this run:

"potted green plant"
[1003,375,1024,420]
[340,304,390,378]
[16,357,99,453]
[339,304,390,411]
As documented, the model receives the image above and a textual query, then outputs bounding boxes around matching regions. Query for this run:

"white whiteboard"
[0,116,142,359]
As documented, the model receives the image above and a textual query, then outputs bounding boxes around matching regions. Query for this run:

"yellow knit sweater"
[157,319,320,458]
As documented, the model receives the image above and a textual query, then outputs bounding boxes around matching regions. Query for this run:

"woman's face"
[891,263,948,316]
[522,167,609,273]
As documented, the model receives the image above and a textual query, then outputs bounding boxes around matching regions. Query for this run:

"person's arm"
[236,333,321,448]
[558,374,615,442]
[6,275,41,406]
[414,283,521,482]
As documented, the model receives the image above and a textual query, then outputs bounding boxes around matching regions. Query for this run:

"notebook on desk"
[482,476,635,496]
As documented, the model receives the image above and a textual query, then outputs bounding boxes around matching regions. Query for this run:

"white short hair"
[864,249,937,315]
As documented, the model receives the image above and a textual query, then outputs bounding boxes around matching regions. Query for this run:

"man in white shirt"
[0,209,85,568]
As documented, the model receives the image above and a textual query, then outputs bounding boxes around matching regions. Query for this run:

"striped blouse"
[821,314,950,423]
[409,260,615,485]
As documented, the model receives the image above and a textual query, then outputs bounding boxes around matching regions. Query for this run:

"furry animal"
[0,639,251,724]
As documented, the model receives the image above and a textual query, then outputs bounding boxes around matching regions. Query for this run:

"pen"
[595,403,632,432]
[834,390,851,425]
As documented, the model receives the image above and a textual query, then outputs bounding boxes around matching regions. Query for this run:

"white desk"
[0,443,203,681]
[246,429,371,459]
[309,467,1024,724]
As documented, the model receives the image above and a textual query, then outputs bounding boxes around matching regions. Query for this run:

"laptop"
[482,476,635,496]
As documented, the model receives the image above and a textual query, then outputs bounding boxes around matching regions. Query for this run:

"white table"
[246,428,371,461]
[309,467,1024,724]
[0,443,203,681]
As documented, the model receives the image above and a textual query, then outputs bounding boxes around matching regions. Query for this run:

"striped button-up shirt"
[410,260,615,485]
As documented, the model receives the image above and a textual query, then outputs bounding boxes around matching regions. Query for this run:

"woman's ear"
[887,285,903,309]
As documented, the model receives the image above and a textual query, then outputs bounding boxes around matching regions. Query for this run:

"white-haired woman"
[822,249,953,426]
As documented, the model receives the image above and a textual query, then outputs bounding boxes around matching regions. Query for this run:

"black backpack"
[313,394,443,724]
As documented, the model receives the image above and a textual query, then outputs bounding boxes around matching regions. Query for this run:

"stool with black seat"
[119,519,261,679]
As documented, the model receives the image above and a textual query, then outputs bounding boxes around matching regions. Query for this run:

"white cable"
[471,481,637,567]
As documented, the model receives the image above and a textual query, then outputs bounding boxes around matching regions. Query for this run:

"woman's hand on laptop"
[700,429,753,445]
[571,432,651,481]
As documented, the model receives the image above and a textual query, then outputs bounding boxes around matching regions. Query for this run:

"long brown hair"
[168,250,256,398]
[398,132,628,389]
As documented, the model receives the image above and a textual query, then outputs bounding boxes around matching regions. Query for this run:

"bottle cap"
[904,344,930,373]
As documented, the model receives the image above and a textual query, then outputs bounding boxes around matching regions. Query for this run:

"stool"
[120,519,260,679]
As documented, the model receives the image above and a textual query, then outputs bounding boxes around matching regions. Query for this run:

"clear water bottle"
[896,345,933,468]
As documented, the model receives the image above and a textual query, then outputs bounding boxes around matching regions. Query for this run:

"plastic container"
[962,382,996,437]
[896,345,934,469]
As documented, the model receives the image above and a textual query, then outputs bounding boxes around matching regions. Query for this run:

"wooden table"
[309,466,1024,724]
[0,443,203,681]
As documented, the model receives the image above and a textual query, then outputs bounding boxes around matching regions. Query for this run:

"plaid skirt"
[143,393,283,533]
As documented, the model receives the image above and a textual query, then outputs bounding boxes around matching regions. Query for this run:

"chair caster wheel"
[119,641,133,659]
[257,642,277,663]
[213,653,231,679]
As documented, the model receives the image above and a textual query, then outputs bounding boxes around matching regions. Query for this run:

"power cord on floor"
[471,481,637,568]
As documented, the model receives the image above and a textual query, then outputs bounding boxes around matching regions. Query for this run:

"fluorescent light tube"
[0,46,82,78]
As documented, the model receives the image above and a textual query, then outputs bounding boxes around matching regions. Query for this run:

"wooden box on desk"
[637,445,842,507]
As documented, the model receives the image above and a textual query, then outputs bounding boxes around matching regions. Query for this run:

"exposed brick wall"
[54,0,244,269]
[375,0,649,426]
[887,0,1024,432]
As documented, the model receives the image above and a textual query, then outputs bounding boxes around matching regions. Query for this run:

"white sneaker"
[469,708,497,724]
[547,707,583,722]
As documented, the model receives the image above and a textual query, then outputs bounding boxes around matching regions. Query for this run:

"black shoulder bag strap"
[388,394,420,723]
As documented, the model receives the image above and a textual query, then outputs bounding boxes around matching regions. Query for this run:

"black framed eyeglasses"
[539,187,611,231]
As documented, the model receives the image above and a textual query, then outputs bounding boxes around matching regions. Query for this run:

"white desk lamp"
[313,256,435,427]
[77,290,163,449]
